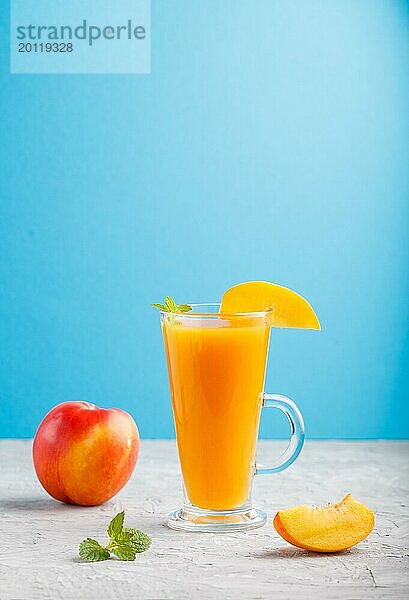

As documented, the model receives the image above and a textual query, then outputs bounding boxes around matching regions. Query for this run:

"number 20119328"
[18,43,74,53]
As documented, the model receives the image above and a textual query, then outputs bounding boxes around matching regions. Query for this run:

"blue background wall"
[1,1,408,439]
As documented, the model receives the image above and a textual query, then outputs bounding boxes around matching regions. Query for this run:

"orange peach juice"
[162,315,270,510]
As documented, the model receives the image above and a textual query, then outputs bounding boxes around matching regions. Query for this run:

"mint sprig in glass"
[152,296,192,313]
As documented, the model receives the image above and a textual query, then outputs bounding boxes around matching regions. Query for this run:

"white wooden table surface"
[0,440,408,600]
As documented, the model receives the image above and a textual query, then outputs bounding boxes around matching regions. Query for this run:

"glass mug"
[159,303,305,532]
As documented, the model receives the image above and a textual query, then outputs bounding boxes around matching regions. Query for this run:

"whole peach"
[33,401,139,506]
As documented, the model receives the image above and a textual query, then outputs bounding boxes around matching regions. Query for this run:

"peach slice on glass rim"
[220,281,320,329]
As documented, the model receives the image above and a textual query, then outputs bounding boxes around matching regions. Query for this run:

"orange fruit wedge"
[273,494,375,552]
[220,281,321,329]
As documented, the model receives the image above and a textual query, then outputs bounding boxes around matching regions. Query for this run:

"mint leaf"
[165,296,178,311]
[177,304,192,313]
[111,545,137,561]
[79,538,110,562]
[123,528,152,553]
[107,511,124,540]
[78,511,151,563]
[116,530,134,544]
[152,297,192,314]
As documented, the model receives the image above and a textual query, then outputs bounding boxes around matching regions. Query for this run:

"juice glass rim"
[158,302,272,319]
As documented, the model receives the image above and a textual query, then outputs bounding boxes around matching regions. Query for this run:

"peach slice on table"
[220,281,321,329]
[273,494,375,552]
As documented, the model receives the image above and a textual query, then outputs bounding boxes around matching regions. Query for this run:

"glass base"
[167,504,267,533]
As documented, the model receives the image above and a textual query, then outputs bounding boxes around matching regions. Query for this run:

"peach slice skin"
[220,281,320,330]
[273,494,375,553]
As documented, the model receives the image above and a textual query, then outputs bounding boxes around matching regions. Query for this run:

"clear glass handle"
[255,393,305,475]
